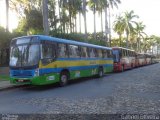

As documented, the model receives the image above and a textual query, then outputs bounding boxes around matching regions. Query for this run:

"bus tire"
[98,67,103,78]
[59,72,68,87]
[121,65,124,72]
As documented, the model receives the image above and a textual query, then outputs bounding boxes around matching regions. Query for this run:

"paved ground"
[0,63,160,115]
[0,81,13,90]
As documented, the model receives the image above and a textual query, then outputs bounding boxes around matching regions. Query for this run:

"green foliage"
[0,26,12,48]
[0,26,27,49]
[50,31,107,46]
[15,9,43,35]
[0,75,10,81]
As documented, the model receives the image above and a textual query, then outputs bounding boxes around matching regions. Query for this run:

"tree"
[122,10,139,48]
[96,0,106,34]
[0,26,12,48]
[10,0,41,17]
[72,0,82,33]
[148,35,160,54]
[135,22,147,52]
[77,0,83,33]
[113,15,124,46]
[15,9,43,34]
[104,0,121,46]
[82,0,87,39]
[88,0,98,39]
[42,0,49,35]
[48,0,59,31]
[6,0,9,31]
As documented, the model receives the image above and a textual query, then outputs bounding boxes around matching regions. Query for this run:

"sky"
[113,0,160,36]
[0,0,160,36]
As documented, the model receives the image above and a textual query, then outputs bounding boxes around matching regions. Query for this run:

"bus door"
[112,49,120,63]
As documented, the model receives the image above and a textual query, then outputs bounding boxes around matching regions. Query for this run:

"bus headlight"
[34,69,39,76]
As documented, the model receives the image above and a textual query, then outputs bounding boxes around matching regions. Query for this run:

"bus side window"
[127,50,129,56]
[128,51,130,57]
[108,50,112,58]
[125,50,127,56]
[94,48,98,57]
[107,50,110,58]
[97,49,103,58]
[69,45,80,58]
[119,50,122,57]
[103,50,108,58]
[81,46,88,58]
[58,43,68,58]
[121,49,124,57]
[89,48,96,58]
[110,50,113,58]
[41,44,55,59]
[41,43,55,65]
[124,50,127,56]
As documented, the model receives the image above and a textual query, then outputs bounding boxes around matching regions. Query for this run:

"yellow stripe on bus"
[39,60,113,68]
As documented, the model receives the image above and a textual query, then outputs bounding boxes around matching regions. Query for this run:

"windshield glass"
[112,49,120,62]
[10,44,40,67]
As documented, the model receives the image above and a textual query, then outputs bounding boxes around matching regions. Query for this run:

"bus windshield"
[112,49,120,62]
[10,44,40,67]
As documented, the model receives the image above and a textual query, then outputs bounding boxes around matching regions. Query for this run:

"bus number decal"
[47,76,55,81]
[75,71,80,77]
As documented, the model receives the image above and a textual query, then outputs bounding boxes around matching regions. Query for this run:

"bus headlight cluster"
[34,69,39,76]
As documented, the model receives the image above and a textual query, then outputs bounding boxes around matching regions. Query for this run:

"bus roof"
[13,35,112,50]
[112,47,135,52]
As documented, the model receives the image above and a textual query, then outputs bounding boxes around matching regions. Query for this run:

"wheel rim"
[121,66,124,71]
[61,75,67,84]
[99,70,103,77]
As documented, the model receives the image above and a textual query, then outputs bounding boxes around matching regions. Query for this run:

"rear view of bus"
[10,36,40,85]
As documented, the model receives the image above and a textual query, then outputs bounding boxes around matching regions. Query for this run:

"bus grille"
[12,70,33,77]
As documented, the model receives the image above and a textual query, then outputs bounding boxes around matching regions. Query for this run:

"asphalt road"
[0,63,160,114]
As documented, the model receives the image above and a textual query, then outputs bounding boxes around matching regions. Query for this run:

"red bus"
[144,53,152,65]
[136,53,146,67]
[112,47,136,72]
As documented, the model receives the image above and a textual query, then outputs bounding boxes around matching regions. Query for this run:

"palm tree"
[143,37,150,53]
[42,0,49,35]
[71,0,82,33]
[88,0,98,39]
[113,15,124,46]
[77,0,83,33]
[59,0,69,33]
[148,35,160,55]
[104,0,121,46]
[122,10,139,48]
[96,0,106,34]
[135,22,147,52]
[58,0,62,33]
[48,0,58,31]
[82,0,87,38]
[6,0,9,31]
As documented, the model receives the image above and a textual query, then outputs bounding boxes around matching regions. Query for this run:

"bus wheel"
[98,67,103,77]
[60,72,68,87]
[121,65,124,72]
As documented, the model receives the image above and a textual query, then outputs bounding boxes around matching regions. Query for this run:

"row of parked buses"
[9,35,157,86]
[112,47,156,72]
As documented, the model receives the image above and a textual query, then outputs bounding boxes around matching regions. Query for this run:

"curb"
[0,85,23,91]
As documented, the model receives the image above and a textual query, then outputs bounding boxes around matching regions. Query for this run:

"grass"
[0,75,10,81]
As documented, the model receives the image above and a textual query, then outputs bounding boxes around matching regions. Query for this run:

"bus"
[112,47,136,72]
[144,53,152,65]
[136,53,146,67]
[9,35,113,86]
